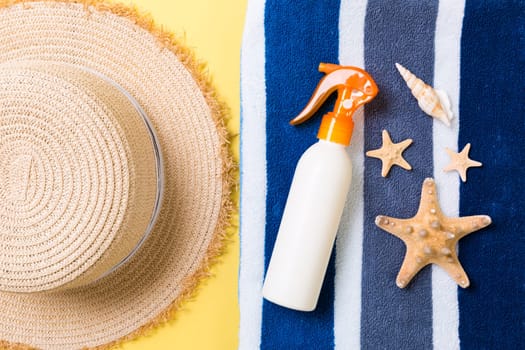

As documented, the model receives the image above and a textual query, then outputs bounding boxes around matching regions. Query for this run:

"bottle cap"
[290,63,378,146]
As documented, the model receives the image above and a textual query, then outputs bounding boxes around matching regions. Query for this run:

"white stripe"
[334,1,368,349]
[239,0,267,349]
[432,1,465,349]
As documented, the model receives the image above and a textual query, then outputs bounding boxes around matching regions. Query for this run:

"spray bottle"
[262,63,378,311]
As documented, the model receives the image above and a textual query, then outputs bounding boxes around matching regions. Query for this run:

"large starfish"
[443,143,482,182]
[366,129,412,177]
[375,178,491,288]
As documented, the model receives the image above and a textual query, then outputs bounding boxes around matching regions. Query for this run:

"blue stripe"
[361,1,438,349]
[458,1,525,349]
[262,0,340,348]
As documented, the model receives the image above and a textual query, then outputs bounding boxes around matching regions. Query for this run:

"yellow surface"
[121,0,245,349]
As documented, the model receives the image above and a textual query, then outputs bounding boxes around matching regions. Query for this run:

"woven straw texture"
[0,63,159,293]
[0,1,233,349]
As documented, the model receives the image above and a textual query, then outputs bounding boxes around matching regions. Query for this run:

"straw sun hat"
[0,0,234,349]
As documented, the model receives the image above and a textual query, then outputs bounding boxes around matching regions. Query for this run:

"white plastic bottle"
[262,140,352,311]
[262,63,378,311]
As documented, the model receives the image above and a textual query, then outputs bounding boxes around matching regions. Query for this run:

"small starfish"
[366,130,413,177]
[443,143,482,182]
[375,178,491,288]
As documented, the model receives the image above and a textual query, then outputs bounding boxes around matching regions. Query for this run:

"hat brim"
[0,1,234,349]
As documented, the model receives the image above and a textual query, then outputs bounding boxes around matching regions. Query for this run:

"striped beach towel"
[239,1,524,349]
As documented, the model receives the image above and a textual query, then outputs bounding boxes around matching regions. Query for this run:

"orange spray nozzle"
[290,63,378,146]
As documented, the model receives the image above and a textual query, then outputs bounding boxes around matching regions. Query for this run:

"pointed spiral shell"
[395,63,453,127]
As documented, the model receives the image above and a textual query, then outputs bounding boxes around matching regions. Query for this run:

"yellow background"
[121,0,246,349]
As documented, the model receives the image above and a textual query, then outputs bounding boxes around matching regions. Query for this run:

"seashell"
[395,63,453,127]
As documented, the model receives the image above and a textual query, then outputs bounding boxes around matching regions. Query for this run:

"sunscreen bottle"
[262,63,378,311]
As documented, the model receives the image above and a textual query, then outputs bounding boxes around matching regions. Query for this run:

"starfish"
[443,143,482,182]
[366,129,412,177]
[375,178,491,288]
